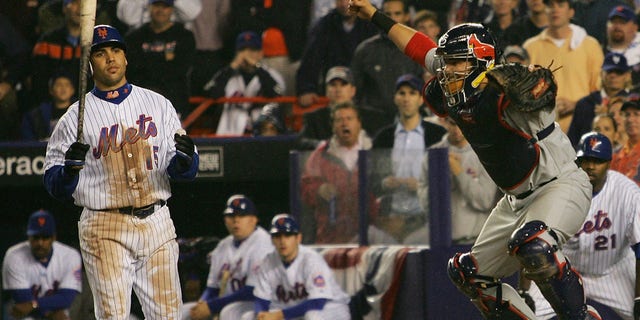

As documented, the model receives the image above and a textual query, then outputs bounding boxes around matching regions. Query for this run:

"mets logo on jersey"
[97,27,109,39]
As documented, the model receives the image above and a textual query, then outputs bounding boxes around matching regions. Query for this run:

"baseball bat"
[76,0,98,143]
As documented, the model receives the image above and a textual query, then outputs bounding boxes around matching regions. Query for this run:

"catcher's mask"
[435,23,496,107]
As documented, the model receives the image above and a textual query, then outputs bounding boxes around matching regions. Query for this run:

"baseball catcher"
[349,0,600,319]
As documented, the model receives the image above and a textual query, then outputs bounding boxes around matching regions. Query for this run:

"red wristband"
[404,32,437,67]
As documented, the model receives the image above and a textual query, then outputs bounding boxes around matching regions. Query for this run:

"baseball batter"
[43,25,198,319]
[529,132,640,320]
[185,195,274,320]
[349,0,599,318]
[2,210,82,320]
[247,214,350,320]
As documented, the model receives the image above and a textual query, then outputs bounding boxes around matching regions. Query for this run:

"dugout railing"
[183,96,330,136]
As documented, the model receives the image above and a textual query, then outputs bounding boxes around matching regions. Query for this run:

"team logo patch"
[38,217,46,227]
[98,27,109,39]
[313,275,325,287]
[74,268,82,282]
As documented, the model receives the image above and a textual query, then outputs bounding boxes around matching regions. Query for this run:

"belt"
[97,200,166,218]
[515,177,557,200]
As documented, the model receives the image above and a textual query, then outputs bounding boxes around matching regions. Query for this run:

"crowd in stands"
[0,0,633,142]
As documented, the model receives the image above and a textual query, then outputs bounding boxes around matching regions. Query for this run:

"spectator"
[0,15,29,141]
[413,10,441,41]
[447,0,493,30]
[502,45,530,64]
[604,5,640,84]
[611,98,640,186]
[503,0,549,47]
[185,195,273,320]
[2,210,82,320]
[297,66,357,150]
[125,0,196,117]
[117,0,201,31]
[528,132,640,320]
[572,0,628,46]
[523,0,604,133]
[607,96,629,149]
[483,0,520,50]
[409,117,498,245]
[310,0,383,26]
[296,0,378,107]
[21,72,76,141]
[38,0,119,37]
[204,31,285,135]
[260,0,313,97]
[567,52,631,147]
[31,0,83,107]
[301,102,383,244]
[189,0,231,97]
[253,103,287,137]
[247,214,351,320]
[592,113,621,151]
[351,0,425,132]
[371,74,446,242]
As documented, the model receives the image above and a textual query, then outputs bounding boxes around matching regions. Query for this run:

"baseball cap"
[602,52,631,72]
[223,194,257,216]
[26,210,56,237]
[269,213,300,235]
[576,132,612,161]
[325,66,354,84]
[395,74,424,91]
[236,31,262,51]
[608,5,636,23]
[503,45,529,62]
[91,25,127,53]
[149,0,175,5]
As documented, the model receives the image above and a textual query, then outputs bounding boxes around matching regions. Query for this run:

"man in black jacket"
[371,74,446,242]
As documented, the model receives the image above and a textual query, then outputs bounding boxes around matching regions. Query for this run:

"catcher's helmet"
[91,25,126,53]
[435,23,496,107]
[576,132,612,161]
[223,194,257,216]
[269,214,300,235]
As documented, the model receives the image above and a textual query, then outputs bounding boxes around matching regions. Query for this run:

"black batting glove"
[174,133,194,171]
[64,142,90,176]
[634,297,640,320]
[518,289,535,313]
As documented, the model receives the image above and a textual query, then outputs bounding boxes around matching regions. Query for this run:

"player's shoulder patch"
[313,274,326,288]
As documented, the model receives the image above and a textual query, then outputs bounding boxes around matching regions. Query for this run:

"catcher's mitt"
[486,63,557,112]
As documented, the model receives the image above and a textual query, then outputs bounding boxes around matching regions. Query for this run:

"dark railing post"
[358,150,369,246]
[427,147,452,248]
[289,151,301,223]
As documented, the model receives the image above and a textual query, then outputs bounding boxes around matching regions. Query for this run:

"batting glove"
[174,133,195,170]
[64,142,90,175]
[634,297,640,320]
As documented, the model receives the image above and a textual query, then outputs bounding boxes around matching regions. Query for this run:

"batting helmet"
[223,194,257,216]
[91,25,126,53]
[576,132,612,161]
[269,214,300,235]
[435,23,497,107]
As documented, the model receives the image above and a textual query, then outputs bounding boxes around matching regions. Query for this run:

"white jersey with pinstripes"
[2,241,82,296]
[44,84,183,209]
[206,227,273,293]
[250,245,350,319]
[531,170,640,319]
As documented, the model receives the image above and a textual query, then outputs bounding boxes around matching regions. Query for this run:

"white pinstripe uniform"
[246,245,351,320]
[530,170,640,320]
[44,84,189,319]
[2,241,82,318]
[181,227,274,320]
